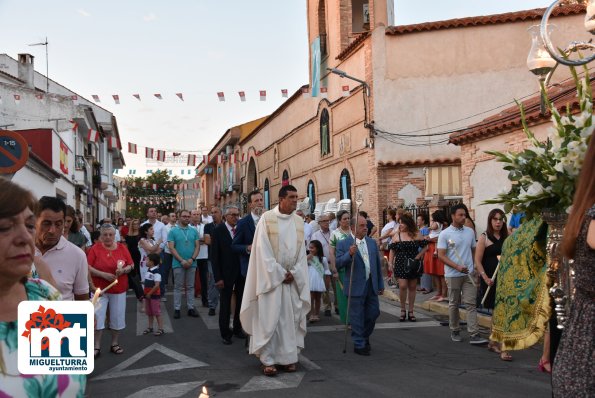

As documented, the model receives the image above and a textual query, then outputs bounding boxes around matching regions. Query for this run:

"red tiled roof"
[449,75,594,145]
[378,157,460,167]
[336,32,370,60]
[386,4,585,36]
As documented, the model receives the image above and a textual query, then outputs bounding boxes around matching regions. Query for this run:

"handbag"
[404,257,423,276]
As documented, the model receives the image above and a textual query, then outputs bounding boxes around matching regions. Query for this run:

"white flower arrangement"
[484,66,593,216]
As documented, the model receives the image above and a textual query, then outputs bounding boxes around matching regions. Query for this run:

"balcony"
[72,156,87,187]
[100,173,109,190]
[104,184,115,198]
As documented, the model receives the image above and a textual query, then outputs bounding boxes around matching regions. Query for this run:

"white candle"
[198,386,209,398]
[100,279,119,294]
[91,287,101,307]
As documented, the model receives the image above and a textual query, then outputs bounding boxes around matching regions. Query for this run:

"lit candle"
[100,279,119,294]
[198,386,209,398]
[91,287,101,307]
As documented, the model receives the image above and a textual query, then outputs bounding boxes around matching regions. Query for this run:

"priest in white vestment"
[240,185,311,376]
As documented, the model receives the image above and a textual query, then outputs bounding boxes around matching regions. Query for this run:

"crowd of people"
[0,139,592,395]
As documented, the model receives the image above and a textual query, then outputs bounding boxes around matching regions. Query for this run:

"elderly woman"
[0,178,86,396]
[87,223,133,358]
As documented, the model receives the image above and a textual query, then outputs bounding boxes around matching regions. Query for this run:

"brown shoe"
[262,365,278,377]
[278,363,297,372]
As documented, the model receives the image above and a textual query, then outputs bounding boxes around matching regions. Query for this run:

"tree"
[124,170,182,219]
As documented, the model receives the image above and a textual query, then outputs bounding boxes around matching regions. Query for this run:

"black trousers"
[197,259,209,305]
[219,276,245,339]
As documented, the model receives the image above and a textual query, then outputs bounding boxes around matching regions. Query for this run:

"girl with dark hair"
[474,208,510,361]
[64,205,87,250]
[307,239,330,323]
[424,210,449,301]
[553,136,595,397]
[389,213,427,321]
[459,203,476,232]
[138,223,161,290]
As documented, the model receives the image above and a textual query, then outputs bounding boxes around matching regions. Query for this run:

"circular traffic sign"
[0,130,29,174]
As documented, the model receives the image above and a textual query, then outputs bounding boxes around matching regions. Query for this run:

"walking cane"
[343,190,364,354]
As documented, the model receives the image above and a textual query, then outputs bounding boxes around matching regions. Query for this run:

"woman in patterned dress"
[553,138,595,398]
[0,178,86,397]
[389,213,427,321]
[329,210,352,324]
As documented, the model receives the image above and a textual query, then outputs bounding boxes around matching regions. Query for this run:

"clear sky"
[0,0,552,173]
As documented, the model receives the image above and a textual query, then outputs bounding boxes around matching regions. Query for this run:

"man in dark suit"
[232,190,264,277]
[336,215,384,356]
[211,205,245,345]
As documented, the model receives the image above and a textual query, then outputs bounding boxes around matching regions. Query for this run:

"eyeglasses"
[492,217,505,221]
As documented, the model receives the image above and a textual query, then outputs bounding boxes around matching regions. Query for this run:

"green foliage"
[125,170,182,219]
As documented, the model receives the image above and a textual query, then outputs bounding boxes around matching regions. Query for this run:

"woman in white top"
[138,223,162,287]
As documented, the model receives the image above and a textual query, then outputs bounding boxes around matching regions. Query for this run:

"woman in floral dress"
[0,178,86,397]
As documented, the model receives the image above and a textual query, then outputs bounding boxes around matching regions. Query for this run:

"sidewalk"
[381,284,493,329]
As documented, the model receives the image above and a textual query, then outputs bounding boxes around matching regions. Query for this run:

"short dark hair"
[147,253,161,266]
[359,211,368,218]
[450,204,468,216]
[36,196,66,218]
[279,185,297,199]
[140,223,153,239]
[248,189,261,203]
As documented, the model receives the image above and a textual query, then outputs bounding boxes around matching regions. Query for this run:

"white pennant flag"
[217,92,225,102]
[238,91,246,102]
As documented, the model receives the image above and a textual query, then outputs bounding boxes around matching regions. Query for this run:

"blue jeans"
[161,253,173,295]
[348,279,380,349]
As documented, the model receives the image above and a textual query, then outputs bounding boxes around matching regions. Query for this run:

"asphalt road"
[87,290,552,398]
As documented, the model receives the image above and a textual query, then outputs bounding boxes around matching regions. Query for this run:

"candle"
[91,288,101,307]
[100,279,119,294]
[198,386,209,398]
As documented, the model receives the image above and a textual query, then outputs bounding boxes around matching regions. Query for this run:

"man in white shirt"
[191,209,209,306]
[35,196,89,301]
[311,213,336,316]
[437,204,488,345]
[161,212,178,302]
[201,205,213,224]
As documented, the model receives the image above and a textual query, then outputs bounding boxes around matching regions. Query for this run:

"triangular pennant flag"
[35,93,44,101]
[259,90,266,101]
[87,129,99,142]
[69,119,79,133]
[217,92,225,102]
[154,94,162,100]
[342,85,350,97]
[108,136,118,151]
[128,142,137,154]
[187,154,196,166]
[92,95,100,102]
[133,94,141,101]
[70,95,78,102]
[13,94,21,105]
[145,147,154,159]
[281,89,288,98]
[176,93,184,101]
[320,87,328,99]
[238,91,246,102]
[112,95,120,104]
[156,150,166,162]
[301,87,310,97]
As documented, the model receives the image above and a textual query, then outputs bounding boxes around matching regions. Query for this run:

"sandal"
[153,329,165,336]
[400,310,406,322]
[262,365,278,377]
[110,344,124,354]
[538,358,551,373]
[500,351,513,361]
[407,311,416,322]
[278,363,297,373]
[487,342,502,354]
[142,328,154,335]
[94,348,101,359]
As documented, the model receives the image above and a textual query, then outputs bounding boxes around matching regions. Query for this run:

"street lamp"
[326,68,370,97]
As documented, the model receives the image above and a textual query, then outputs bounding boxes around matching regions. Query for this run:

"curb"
[381,289,493,329]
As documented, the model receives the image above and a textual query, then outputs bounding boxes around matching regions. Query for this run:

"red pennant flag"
[259,90,266,101]
[133,94,141,101]
[176,93,184,101]
[92,95,100,102]
[143,182,148,188]
[112,95,120,104]
[145,147,154,159]
[156,150,166,162]
[69,119,79,133]
[152,184,158,190]
[342,85,350,97]
[238,91,246,102]
[108,136,118,151]
[217,92,225,102]
[88,129,99,143]
[13,94,21,104]
[35,93,44,100]
[71,95,78,101]
[187,154,196,166]
[154,94,163,100]
[281,89,288,98]
[320,87,328,99]
[128,142,137,154]
[301,87,310,97]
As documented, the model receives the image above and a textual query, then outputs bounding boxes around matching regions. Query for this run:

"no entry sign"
[0,130,29,174]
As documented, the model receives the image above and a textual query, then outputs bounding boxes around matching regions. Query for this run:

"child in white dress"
[308,240,330,323]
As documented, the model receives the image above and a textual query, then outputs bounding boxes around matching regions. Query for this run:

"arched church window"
[320,108,330,156]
